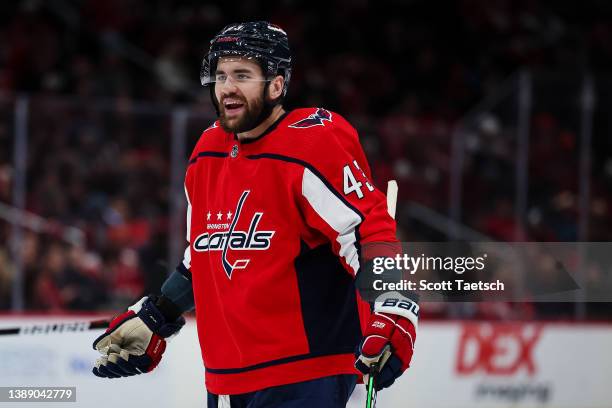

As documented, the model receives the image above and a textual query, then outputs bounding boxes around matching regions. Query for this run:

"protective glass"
[201,54,272,86]
[207,72,269,86]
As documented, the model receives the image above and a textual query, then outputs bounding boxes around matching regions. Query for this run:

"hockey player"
[92,21,418,407]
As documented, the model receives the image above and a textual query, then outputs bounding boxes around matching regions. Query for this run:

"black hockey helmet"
[201,21,292,98]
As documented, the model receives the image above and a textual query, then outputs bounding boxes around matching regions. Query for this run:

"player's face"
[215,57,267,133]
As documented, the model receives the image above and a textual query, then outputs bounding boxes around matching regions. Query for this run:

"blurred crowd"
[1,0,612,318]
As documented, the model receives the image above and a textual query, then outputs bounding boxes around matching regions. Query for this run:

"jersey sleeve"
[296,116,400,278]
[178,183,193,277]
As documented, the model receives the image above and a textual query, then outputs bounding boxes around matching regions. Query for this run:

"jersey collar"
[233,110,291,145]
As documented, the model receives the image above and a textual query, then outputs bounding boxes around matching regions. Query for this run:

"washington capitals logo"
[192,191,275,279]
[289,108,333,128]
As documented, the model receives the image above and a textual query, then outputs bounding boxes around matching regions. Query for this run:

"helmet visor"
[200,52,273,86]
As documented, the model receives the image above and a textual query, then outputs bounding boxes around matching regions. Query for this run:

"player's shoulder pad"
[280,108,362,168]
[200,120,224,141]
[190,121,226,158]
[286,107,347,130]
[286,107,336,130]
[285,107,358,142]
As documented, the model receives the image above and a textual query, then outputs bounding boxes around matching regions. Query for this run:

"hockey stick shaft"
[366,372,376,408]
[0,319,109,336]
[386,180,398,220]
[365,181,399,408]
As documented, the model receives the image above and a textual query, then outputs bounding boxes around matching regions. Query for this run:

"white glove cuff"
[374,291,419,332]
[127,296,149,314]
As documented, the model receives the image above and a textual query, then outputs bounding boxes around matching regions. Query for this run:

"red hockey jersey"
[182,107,398,394]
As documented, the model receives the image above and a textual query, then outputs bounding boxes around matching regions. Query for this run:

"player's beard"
[219,93,266,134]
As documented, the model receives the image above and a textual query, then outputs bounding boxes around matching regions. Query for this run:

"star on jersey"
[193,191,276,279]
[206,211,233,222]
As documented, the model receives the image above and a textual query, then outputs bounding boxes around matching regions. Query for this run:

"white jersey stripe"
[218,394,230,408]
[182,246,191,270]
[183,183,192,270]
[184,183,192,242]
[302,167,361,275]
